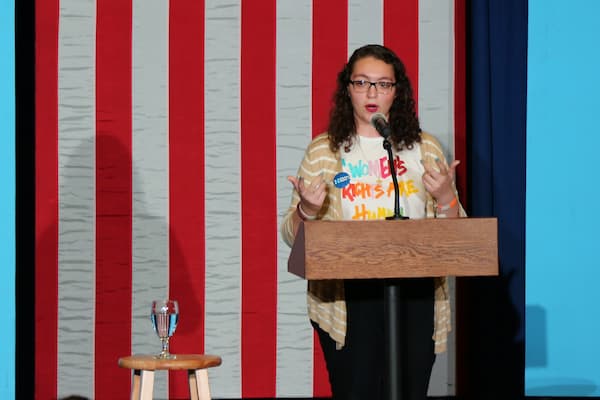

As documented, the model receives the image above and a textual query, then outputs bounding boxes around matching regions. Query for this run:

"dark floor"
[211,397,600,400]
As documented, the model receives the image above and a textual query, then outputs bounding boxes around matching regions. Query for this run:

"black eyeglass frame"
[348,79,397,93]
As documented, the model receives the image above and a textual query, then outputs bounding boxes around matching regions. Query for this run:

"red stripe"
[312,337,330,398]
[384,0,419,108]
[35,0,59,398]
[240,1,277,397]
[95,1,132,398]
[454,0,468,204]
[312,0,347,396]
[312,0,348,138]
[168,1,206,398]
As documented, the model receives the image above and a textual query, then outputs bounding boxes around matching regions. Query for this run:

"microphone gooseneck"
[369,112,407,220]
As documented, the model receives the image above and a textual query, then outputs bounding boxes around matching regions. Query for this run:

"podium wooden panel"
[288,218,498,280]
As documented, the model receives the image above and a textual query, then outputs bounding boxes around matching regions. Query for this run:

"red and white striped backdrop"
[35,0,465,398]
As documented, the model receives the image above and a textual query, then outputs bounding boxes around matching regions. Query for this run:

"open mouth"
[365,104,378,113]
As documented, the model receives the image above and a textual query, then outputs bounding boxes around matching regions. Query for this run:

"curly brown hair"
[327,44,421,153]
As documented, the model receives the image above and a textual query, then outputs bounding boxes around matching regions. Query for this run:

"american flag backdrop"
[34,0,466,398]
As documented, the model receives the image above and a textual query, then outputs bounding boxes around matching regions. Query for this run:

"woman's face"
[347,56,396,134]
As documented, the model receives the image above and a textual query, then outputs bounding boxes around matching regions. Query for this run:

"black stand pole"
[382,138,407,400]
[384,281,402,400]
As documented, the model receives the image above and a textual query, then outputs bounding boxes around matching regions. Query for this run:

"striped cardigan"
[281,132,466,354]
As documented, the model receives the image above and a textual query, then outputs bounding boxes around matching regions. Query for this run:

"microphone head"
[370,112,391,138]
[370,112,387,127]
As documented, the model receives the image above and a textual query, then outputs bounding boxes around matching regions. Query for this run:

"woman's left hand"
[422,159,460,204]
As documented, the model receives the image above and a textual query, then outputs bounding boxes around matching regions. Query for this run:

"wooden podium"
[288,218,498,400]
[288,218,498,280]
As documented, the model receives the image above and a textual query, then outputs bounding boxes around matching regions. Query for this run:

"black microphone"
[370,112,391,139]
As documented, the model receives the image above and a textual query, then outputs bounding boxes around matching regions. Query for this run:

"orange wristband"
[436,197,457,211]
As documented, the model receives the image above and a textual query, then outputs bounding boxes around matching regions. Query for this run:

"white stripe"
[418,0,455,160]
[132,1,170,398]
[204,1,242,397]
[419,0,456,396]
[348,0,384,55]
[57,1,96,398]
[276,0,314,396]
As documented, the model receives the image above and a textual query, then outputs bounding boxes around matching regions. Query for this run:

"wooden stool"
[118,354,222,400]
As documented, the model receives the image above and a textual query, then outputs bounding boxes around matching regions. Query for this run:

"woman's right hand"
[287,175,327,218]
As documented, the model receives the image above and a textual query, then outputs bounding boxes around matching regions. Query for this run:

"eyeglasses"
[348,80,396,94]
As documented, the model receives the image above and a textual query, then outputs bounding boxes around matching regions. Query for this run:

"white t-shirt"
[339,135,427,220]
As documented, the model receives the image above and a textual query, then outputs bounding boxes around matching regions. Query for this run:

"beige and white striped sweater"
[280,132,466,354]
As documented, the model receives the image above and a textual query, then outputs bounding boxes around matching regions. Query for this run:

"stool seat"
[119,354,222,400]
[119,354,222,371]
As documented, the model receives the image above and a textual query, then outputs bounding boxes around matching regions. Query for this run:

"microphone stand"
[383,138,408,221]
[382,137,407,400]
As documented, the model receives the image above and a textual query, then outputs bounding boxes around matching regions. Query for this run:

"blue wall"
[0,0,16,398]
[526,0,600,396]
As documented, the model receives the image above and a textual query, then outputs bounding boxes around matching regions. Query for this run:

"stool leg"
[131,370,142,400]
[188,370,199,400]
[139,370,155,400]
[188,369,211,400]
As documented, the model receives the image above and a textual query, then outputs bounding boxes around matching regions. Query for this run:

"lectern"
[288,218,498,400]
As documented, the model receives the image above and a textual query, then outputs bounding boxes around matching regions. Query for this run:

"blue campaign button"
[333,172,351,188]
